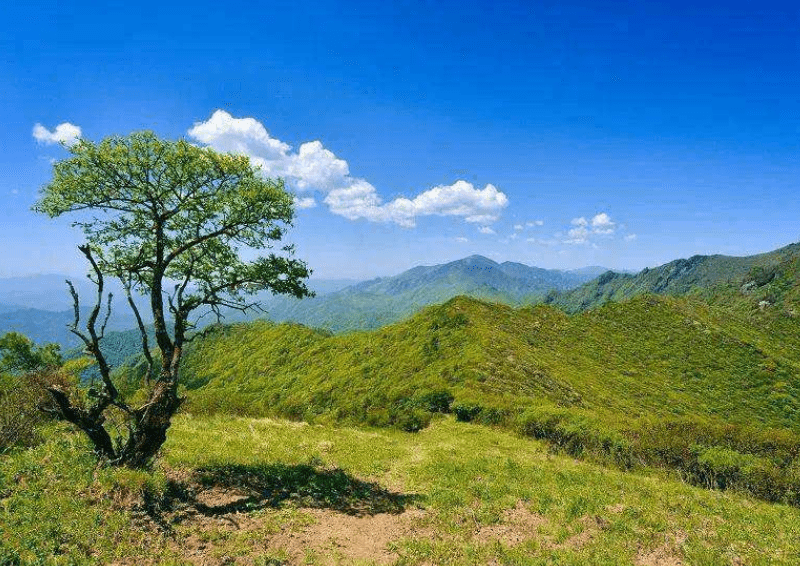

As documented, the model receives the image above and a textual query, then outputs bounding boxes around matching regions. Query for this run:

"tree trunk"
[115,379,183,468]
[46,386,117,460]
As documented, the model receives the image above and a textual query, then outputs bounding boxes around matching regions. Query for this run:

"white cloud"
[324,179,387,221]
[288,141,349,191]
[526,236,558,246]
[188,111,290,162]
[515,220,544,231]
[33,122,81,146]
[455,236,469,243]
[478,226,495,235]
[565,225,590,244]
[590,212,616,235]
[624,233,637,241]
[189,111,508,227]
[564,212,618,244]
[294,196,317,209]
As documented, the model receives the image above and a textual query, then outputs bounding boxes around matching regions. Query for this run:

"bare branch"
[74,245,120,402]
[99,292,113,339]
[66,280,81,330]
[120,274,154,384]
[45,386,117,460]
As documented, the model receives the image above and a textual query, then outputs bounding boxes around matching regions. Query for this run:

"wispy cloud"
[515,220,544,231]
[293,196,317,209]
[32,122,81,146]
[189,110,508,228]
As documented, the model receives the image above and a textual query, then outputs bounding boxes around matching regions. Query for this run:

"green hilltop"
[184,293,800,429]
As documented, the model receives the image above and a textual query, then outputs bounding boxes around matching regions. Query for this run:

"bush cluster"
[516,406,800,505]
[0,370,75,452]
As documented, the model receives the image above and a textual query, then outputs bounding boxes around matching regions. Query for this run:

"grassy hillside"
[174,259,800,504]
[183,294,800,431]
[2,416,799,565]
[5,250,800,563]
[547,241,800,313]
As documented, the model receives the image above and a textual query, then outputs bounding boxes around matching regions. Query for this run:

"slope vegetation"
[547,241,800,313]
[177,258,800,504]
[183,297,800,429]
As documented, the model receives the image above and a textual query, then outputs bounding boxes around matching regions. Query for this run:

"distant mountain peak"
[456,255,498,267]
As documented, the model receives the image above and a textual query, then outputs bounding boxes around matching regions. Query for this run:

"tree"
[0,332,64,451]
[34,131,312,467]
[0,332,62,375]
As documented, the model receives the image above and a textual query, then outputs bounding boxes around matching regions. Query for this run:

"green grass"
[2,416,800,564]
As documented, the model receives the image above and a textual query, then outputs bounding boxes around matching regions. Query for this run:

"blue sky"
[2,0,798,279]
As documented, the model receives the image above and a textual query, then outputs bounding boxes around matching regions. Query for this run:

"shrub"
[393,409,431,433]
[453,403,483,422]
[416,390,454,413]
[0,369,75,452]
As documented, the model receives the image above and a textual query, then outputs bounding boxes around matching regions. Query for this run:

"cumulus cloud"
[189,111,508,227]
[373,181,508,227]
[32,122,81,146]
[624,233,637,242]
[590,212,615,234]
[564,212,618,244]
[478,226,496,235]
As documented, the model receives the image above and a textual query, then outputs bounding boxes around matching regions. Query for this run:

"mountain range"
[2,242,799,352]
[175,249,800,504]
[0,257,602,347]
[253,255,603,332]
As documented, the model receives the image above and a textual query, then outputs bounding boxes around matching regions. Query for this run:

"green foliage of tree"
[33,131,311,467]
[0,332,62,374]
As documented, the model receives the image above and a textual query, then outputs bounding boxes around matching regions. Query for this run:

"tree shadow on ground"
[143,462,421,529]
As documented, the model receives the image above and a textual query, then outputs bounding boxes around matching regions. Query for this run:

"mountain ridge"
[254,254,600,332]
[546,242,800,312]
